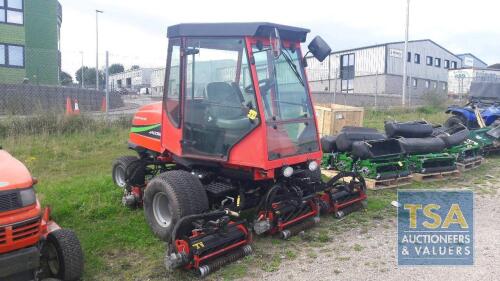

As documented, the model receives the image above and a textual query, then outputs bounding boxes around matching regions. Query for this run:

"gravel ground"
[241,166,500,281]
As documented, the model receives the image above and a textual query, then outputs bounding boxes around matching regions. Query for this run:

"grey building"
[307,39,462,99]
[456,53,488,69]
[109,68,154,92]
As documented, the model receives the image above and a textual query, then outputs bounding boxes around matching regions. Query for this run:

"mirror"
[270,28,281,59]
[308,36,331,62]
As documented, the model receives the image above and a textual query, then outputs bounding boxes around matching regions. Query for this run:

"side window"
[165,41,181,127]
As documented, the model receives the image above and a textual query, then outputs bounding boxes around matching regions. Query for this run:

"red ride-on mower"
[112,22,367,276]
[0,149,84,281]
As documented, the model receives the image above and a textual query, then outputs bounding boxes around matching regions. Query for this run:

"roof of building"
[324,39,461,60]
[167,22,310,42]
[455,53,488,66]
[488,63,500,70]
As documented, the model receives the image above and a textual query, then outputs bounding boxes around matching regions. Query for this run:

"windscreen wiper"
[280,49,305,86]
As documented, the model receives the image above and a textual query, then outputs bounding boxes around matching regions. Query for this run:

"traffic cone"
[101,96,107,112]
[65,97,73,115]
[73,98,80,115]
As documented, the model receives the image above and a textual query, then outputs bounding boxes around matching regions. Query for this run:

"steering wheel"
[245,78,275,94]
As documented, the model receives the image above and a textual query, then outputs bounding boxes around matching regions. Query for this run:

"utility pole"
[105,51,110,114]
[402,0,410,107]
[96,9,103,90]
[80,51,84,88]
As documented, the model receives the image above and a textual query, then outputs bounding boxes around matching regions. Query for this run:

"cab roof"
[167,22,310,42]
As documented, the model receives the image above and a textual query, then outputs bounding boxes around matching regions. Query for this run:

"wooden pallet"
[322,169,413,190]
[412,170,460,182]
[456,157,484,172]
[365,176,413,190]
[321,169,340,178]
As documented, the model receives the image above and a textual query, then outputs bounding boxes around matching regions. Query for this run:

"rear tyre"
[444,115,467,129]
[41,229,84,281]
[143,170,209,241]
[112,156,139,188]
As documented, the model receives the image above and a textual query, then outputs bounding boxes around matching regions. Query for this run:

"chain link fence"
[0,83,124,116]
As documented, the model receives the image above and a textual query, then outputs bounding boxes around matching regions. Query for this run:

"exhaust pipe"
[279,217,320,240]
[198,245,253,277]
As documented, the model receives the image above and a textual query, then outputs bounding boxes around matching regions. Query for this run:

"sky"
[59,0,500,78]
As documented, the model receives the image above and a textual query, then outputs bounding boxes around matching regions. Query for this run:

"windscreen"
[252,42,319,160]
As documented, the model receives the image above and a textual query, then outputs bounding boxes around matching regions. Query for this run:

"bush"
[421,90,447,110]
[0,113,132,138]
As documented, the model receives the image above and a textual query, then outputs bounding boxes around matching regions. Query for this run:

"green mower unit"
[445,139,482,164]
[407,152,457,174]
[354,156,410,180]
[469,126,500,154]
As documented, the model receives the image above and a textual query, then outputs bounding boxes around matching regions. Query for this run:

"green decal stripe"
[130,124,161,133]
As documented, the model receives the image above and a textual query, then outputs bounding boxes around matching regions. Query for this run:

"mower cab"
[114,22,367,276]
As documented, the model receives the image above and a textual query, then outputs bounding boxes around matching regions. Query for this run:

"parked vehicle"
[112,22,367,276]
[0,149,84,281]
[445,82,500,129]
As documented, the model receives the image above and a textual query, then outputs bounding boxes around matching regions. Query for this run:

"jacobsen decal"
[397,190,473,265]
[130,124,161,139]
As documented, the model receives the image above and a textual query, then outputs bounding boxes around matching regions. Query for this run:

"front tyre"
[112,156,140,188]
[143,170,208,241]
[41,229,84,281]
[444,115,467,129]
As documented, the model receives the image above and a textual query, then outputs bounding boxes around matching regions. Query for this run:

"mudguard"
[445,107,477,123]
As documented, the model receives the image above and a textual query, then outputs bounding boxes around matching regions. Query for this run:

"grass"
[0,107,498,280]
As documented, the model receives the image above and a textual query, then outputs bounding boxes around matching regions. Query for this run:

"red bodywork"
[128,36,322,179]
[0,150,60,254]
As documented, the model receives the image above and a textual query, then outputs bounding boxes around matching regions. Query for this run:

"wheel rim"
[46,241,60,276]
[152,192,172,228]
[114,166,127,188]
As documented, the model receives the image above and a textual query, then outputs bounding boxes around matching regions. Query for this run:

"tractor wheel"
[112,156,140,188]
[444,115,467,129]
[143,170,209,241]
[41,229,84,281]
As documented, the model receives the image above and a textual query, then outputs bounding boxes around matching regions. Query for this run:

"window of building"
[0,43,24,67]
[425,80,430,88]
[432,81,437,89]
[451,61,458,69]
[442,82,448,91]
[414,53,420,64]
[0,0,24,25]
[126,77,132,87]
[435,58,441,67]
[0,44,4,65]
[444,59,450,69]
[412,78,417,88]
[340,53,355,93]
[407,52,411,63]
[426,56,433,66]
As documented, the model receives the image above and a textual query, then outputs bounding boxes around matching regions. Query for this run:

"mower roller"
[111,23,367,276]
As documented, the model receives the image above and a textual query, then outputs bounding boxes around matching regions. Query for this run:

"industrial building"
[0,0,62,85]
[109,68,154,92]
[307,39,462,99]
[448,66,500,97]
[457,53,488,69]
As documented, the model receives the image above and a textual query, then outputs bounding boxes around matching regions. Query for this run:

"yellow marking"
[192,242,205,249]
[247,109,258,120]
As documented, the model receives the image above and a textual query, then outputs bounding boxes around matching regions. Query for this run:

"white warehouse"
[306,39,462,99]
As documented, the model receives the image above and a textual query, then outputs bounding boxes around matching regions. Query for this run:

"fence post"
[105,51,110,114]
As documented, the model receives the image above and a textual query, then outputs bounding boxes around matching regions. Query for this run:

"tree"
[60,71,73,86]
[108,63,125,75]
[75,66,105,89]
[130,65,140,70]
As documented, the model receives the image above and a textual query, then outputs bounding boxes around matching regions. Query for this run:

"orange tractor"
[112,23,367,276]
[0,149,84,281]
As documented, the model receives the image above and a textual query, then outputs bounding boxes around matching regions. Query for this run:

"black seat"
[206,82,245,120]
